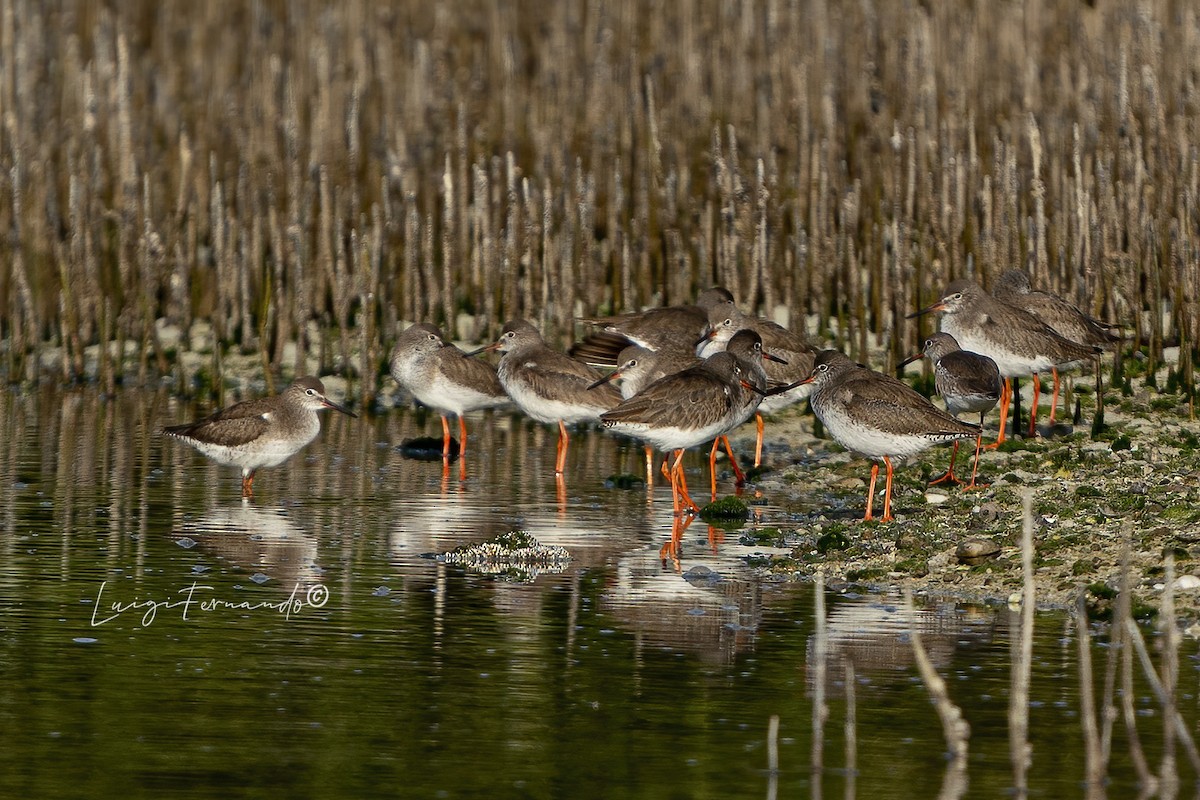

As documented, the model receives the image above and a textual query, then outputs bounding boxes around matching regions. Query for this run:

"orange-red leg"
[555,420,570,474]
[985,379,1012,449]
[459,416,469,456]
[644,445,655,487]
[440,415,453,457]
[672,451,700,515]
[1048,367,1061,425]
[241,472,255,499]
[963,432,989,490]
[863,463,880,521]
[722,436,746,486]
[928,440,962,486]
[669,450,685,515]
[555,472,567,514]
[754,413,765,468]
[880,456,895,522]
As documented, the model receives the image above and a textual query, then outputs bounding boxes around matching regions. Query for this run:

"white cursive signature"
[89,581,330,626]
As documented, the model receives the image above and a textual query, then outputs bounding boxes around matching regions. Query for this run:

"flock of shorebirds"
[165,269,1120,522]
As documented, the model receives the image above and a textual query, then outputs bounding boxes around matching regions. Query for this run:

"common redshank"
[798,350,980,522]
[992,268,1119,427]
[389,323,509,460]
[699,301,817,466]
[600,351,751,515]
[715,329,782,493]
[898,332,1001,489]
[164,376,357,499]
[474,319,621,475]
[909,279,1099,445]
[588,345,701,483]
[570,287,733,366]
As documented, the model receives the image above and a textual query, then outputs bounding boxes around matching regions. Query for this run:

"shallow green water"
[0,387,1195,798]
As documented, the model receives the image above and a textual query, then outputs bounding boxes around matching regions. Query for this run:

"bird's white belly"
[606,416,732,452]
[818,404,940,460]
[502,378,605,425]
[415,375,503,416]
[192,431,317,472]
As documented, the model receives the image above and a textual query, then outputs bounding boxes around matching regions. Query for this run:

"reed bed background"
[1,0,1197,404]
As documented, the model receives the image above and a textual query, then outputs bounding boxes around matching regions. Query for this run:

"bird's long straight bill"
[762,375,813,396]
[322,398,358,418]
[906,299,946,319]
[588,371,621,390]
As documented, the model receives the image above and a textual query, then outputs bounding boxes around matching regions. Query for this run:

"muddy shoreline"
[738,367,1200,631]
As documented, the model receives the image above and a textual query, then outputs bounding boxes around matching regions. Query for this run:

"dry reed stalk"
[1076,594,1105,795]
[1009,491,1036,796]
[811,570,828,795]
[3,1,1200,398]
[903,586,970,795]
[1114,528,1156,791]
[766,713,780,800]
[843,661,857,800]
[1125,615,1200,780]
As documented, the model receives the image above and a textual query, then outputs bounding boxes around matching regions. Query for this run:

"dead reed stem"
[1009,491,1036,796]
[903,586,970,797]
[843,661,857,800]
[766,714,779,800]
[0,1,1196,397]
[1076,593,1105,795]
[811,570,828,799]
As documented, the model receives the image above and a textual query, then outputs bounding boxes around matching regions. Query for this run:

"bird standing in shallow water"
[389,322,508,463]
[899,333,1001,489]
[798,350,980,522]
[699,300,817,467]
[474,319,621,476]
[600,351,752,516]
[164,376,357,499]
[587,345,701,484]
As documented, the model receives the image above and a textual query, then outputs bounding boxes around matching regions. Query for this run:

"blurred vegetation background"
[0,0,1196,404]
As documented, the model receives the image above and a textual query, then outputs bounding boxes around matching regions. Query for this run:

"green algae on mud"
[738,363,1200,628]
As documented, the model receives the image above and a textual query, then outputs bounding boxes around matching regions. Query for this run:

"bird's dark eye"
[952,292,963,300]
[817,364,828,373]
[724,318,734,326]
[428,334,438,342]
[306,388,317,396]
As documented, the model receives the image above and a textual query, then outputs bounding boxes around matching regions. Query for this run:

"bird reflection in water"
[172,504,323,592]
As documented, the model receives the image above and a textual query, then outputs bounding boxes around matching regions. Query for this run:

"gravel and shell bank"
[738,359,1200,630]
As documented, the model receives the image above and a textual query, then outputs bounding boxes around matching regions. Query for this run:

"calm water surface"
[0,387,1195,798]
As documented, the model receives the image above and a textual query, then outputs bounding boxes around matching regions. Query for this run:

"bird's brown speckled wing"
[825,378,979,437]
[164,397,273,446]
[978,300,1101,361]
[437,348,505,396]
[602,369,733,426]
[510,350,622,407]
[937,351,1002,398]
